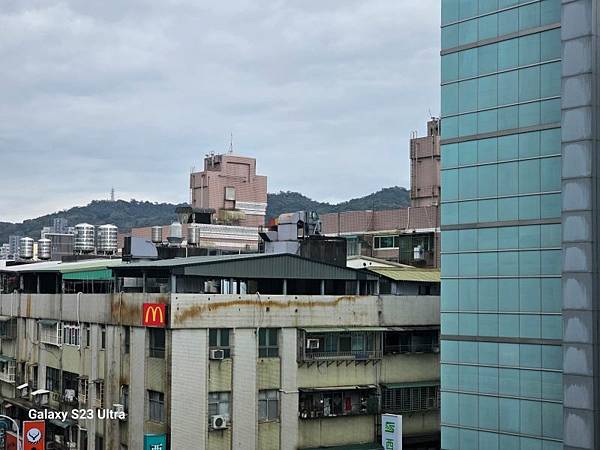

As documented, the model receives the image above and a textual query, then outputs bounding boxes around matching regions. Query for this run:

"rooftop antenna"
[110,187,115,202]
[229,132,233,154]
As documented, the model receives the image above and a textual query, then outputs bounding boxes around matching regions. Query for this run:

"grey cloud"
[0,0,440,222]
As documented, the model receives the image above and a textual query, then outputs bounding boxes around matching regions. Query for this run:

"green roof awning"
[62,269,113,281]
[301,443,383,450]
[382,380,439,389]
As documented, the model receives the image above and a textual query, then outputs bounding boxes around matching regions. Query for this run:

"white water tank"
[38,238,51,260]
[97,224,118,254]
[74,223,95,253]
[20,238,34,259]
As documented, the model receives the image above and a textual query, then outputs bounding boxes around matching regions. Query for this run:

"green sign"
[144,433,167,450]
[381,414,402,450]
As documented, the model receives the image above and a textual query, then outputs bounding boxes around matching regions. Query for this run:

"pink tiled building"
[190,154,268,227]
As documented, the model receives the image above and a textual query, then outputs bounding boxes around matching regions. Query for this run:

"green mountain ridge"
[0,187,410,243]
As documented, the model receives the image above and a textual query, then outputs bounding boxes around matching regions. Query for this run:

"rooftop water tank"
[74,223,95,253]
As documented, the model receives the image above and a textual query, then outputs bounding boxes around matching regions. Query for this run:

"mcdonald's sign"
[143,303,166,327]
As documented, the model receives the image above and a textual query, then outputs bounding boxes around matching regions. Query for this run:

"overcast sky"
[0,0,440,223]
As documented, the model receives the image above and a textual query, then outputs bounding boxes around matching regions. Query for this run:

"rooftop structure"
[410,119,440,208]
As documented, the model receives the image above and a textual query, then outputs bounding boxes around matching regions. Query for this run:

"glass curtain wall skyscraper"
[439,0,564,449]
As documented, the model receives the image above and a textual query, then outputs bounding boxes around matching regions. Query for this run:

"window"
[0,318,16,339]
[121,385,129,413]
[225,187,236,201]
[258,329,279,358]
[46,367,60,393]
[149,328,165,358]
[39,321,61,346]
[299,388,377,419]
[62,323,81,347]
[85,324,91,347]
[384,330,439,354]
[382,385,440,413]
[99,325,106,350]
[124,327,130,354]
[148,390,164,422]
[373,235,399,249]
[0,358,15,383]
[95,380,104,408]
[78,377,89,404]
[208,392,231,425]
[62,371,78,403]
[209,329,231,358]
[258,390,279,422]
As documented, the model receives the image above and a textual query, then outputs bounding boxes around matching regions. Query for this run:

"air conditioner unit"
[306,339,320,350]
[211,415,228,430]
[113,403,125,414]
[210,349,225,360]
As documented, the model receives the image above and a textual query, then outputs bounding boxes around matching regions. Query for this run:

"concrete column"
[128,327,145,450]
[280,328,299,450]
[86,325,99,450]
[232,329,257,450]
[170,275,177,294]
[282,279,287,295]
[170,329,208,449]
[105,326,121,450]
[320,280,325,295]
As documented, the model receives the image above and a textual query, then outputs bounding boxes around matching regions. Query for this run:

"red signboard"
[5,431,17,450]
[143,303,166,327]
[23,420,45,450]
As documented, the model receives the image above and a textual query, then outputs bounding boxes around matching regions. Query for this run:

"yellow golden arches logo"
[143,303,166,326]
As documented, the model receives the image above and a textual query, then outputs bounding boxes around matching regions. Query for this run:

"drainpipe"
[282,279,287,295]
[320,280,325,296]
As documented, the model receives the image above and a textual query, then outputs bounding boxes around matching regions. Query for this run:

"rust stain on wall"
[174,295,362,324]
[110,294,170,325]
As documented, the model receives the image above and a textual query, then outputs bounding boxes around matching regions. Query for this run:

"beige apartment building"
[0,254,439,450]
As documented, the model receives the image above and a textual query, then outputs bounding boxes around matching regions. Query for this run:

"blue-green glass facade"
[440,0,563,449]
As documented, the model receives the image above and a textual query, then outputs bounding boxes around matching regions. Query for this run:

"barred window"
[39,321,61,346]
[46,367,60,393]
[148,390,164,422]
[62,323,81,346]
[382,385,440,413]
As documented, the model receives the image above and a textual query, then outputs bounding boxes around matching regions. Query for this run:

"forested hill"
[0,186,411,242]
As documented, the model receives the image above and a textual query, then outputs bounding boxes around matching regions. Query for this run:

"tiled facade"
[190,154,268,228]
[411,119,441,208]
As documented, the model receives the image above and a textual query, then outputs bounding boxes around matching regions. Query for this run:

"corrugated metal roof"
[367,267,440,282]
[115,253,378,281]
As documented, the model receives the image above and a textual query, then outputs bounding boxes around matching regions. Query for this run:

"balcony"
[299,329,384,366]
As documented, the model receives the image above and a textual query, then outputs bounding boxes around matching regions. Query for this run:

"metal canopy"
[299,384,377,392]
[302,327,388,333]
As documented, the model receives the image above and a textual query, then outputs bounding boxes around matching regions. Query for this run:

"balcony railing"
[384,343,439,354]
[303,350,382,361]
